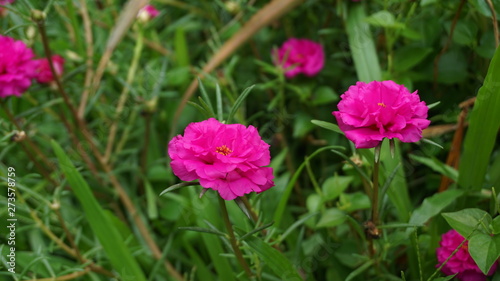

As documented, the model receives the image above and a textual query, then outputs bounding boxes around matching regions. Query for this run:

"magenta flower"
[275,38,324,78]
[168,118,274,200]
[332,80,430,149]
[0,0,14,17]
[137,4,159,21]
[437,230,498,281]
[35,55,65,84]
[0,35,38,98]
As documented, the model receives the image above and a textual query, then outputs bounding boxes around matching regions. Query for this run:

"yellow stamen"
[216,145,233,156]
[377,102,386,108]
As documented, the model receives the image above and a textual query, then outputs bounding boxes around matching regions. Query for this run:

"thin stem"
[218,196,253,278]
[104,25,144,163]
[17,192,114,277]
[53,202,83,263]
[486,0,499,47]
[77,0,95,118]
[371,156,380,225]
[25,267,91,281]
[1,102,57,186]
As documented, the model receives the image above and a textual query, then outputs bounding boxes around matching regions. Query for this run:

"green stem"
[104,25,145,162]
[371,154,380,225]
[218,196,253,278]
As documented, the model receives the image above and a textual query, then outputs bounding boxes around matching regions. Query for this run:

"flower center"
[377,102,386,108]
[216,145,233,156]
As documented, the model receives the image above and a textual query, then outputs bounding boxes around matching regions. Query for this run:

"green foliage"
[1,0,500,280]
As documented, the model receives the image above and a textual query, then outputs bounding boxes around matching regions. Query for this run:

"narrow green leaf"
[468,233,500,275]
[345,260,374,281]
[393,46,432,72]
[198,78,214,114]
[174,28,190,67]
[459,46,500,191]
[239,222,274,241]
[226,85,255,124]
[244,236,302,280]
[409,154,458,181]
[178,226,226,237]
[409,189,464,227]
[145,180,158,219]
[159,181,199,196]
[346,5,382,82]
[365,10,404,29]
[216,83,223,121]
[51,140,147,281]
[442,208,492,237]
[311,120,343,135]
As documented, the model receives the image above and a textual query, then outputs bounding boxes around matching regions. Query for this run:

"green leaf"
[491,216,500,234]
[365,11,404,29]
[311,120,344,135]
[409,189,464,227]
[338,192,371,213]
[346,5,382,82]
[445,20,478,46]
[293,112,315,138]
[226,85,254,124]
[468,233,500,275]
[459,45,500,191]
[409,154,458,181]
[316,208,347,228]
[442,208,492,237]
[51,140,147,281]
[216,83,223,121]
[244,235,302,280]
[393,46,433,72]
[322,175,353,201]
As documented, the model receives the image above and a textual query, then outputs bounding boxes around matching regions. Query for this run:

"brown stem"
[486,0,499,47]
[53,203,83,263]
[218,196,253,278]
[26,267,91,281]
[1,103,57,185]
[18,193,115,277]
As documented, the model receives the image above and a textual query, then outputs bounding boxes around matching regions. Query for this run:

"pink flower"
[168,118,274,200]
[0,0,14,17]
[0,35,38,98]
[332,80,430,148]
[436,230,498,281]
[35,55,65,84]
[275,38,324,78]
[137,4,159,21]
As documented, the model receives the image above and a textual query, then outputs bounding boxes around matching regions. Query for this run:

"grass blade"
[458,46,500,191]
[51,140,147,281]
[345,5,382,82]
[226,85,255,124]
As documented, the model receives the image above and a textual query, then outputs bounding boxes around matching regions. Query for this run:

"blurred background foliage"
[0,0,500,280]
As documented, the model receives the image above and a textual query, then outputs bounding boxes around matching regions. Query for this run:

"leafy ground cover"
[1,0,500,281]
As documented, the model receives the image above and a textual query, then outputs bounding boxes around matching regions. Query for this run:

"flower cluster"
[0,35,65,98]
[168,118,274,200]
[275,38,324,78]
[0,35,39,98]
[333,80,430,148]
[436,229,498,281]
